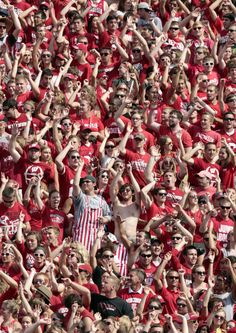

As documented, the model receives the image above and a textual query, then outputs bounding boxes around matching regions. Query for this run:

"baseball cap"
[3,99,17,110]
[81,175,96,183]
[27,143,41,150]
[40,2,50,8]
[78,263,93,274]
[36,285,52,303]
[64,73,76,80]
[80,125,92,132]
[196,170,212,179]
[138,2,152,10]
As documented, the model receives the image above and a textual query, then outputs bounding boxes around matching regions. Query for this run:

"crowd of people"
[0,0,236,332]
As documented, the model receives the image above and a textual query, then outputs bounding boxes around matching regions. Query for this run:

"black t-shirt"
[90,293,134,319]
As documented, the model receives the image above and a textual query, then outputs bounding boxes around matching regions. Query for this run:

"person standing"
[72,159,111,251]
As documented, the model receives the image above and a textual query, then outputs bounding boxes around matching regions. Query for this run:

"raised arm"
[72,158,84,197]
[9,124,21,163]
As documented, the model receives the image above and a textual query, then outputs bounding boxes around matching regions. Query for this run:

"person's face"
[105,141,115,156]
[73,19,84,32]
[45,229,57,243]
[169,25,179,37]
[33,274,48,287]
[148,302,163,315]
[171,233,183,246]
[176,299,187,314]
[1,305,11,318]
[220,201,231,218]
[41,148,51,161]
[101,251,114,266]
[205,144,217,160]
[193,25,204,37]
[101,278,113,294]
[134,136,145,148]
[185,249,198,266]
[160,56,171,68]
[151,241,163,256]
[164,172,176,188]
[136,231,148,246]
[2,193,16,208]
[81,179,95,193]
[139,251,152,267]
[193,266,206,282]
[132,47,142,60]
[204,59,214,73]
[21,316,32,329]
[228,25,236,40]
[154,190,167,203]
[16,79,27,94]
[148,87,159,101]
[0,22,6,37]
[195,49,205,61]
[41,74,52,88]
[207,86,217,101]
[1,250,14,263]
[23,51,32,64]
[188,191,198,204]
[218,148,228,161]
[68,153,80,168]
[28,148,41,161]
[34,250,46,264]
[213,311,226,326]
[61,119,72,133]
[161,108,170,122]
[79,100,91,113]
[224,46,232,60]
[131,114,142,128]
[100,49,112,64]
[201,114,212,129]
[103,319,116,333]
[100,172,109,185]
[107,19,118,32]
[49,192,60,208]
[177,79,185,92]
[129,271,140,286]
[227,321,236,330]
[223,114,235,129]
[26,235,38,251]
[167,271,179,287]
[169,113,179,128]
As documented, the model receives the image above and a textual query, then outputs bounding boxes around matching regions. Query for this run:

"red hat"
[40,2,49,8]
[188,313,199,321]
[172,315,182,324]
[97,71,108,79]
[196,170,212,179]
[0,114,6,121]
[27,143,41,150]
[64,73,76,80]
[78,263,92,274]
[72,43,87,53]
[80,125,92,132]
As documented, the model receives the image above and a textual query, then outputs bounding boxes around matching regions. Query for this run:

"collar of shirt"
[128,286,143,294]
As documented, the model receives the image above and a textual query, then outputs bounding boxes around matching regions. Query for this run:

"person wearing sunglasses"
[191,264,208,294]
[135,248,156,287]
[207,309,227,332]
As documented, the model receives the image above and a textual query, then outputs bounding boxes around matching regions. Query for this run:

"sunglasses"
[194,27,203,30]
[34,279,45,284]
[71,156,80,159]
[215,315,225,320]
[141,254,152,258]
[42,54,51,58]
[34,253,45,257]
[116,94,125,98]
[172,236,182,240]
[229,29,236,32]
[149,305,161,310]
[170,27,179,30]
[101,53,109,56]
[120,188,131,193]
[101,174,108,178]
[105,145,115,149]
[196,271,206,275]
[3,198,14,203]
[2,253,11,256]
[168,276,179,280]
[224,118,234,121]
[177,303,186,307]
[62,123,72,126]
[204,63,214,66]
[102,254,114,259]
[0,26,6,29]
[158,192,167,196]
[132,49,141,53]
[220,206,231,209]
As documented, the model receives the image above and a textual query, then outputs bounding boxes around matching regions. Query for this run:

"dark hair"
[87,15,98,33]
[107,14,117,23]
[3,99,17,109]
[49,189,60,198]
[183,245,197,256]
[170,109,183,121]
[129,269,146,283]
[64,294,83,308]
[227,256,236,264]
[34,10,46,19]
[42,68,53,77]
[2,187,15,198]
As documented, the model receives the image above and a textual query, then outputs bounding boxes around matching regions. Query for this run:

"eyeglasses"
[204,63,214,66]
[158,192,167,196]
[42,54,51,58]
[215,315,225,320]
[172,236,182,240]
[102,254,114,259]
[105,145,115,149]
[194,27,203,30]
[101,174,108,178]
[148,305,161,310]
[34,279,45,284]
[120,188,131,193]
[0,26,6,29]
[229,29,236,32]
[34,253,45,257]
[101,53,109,56]
[177,303,186,307]
[196,271,206,275]
[220,205,231,209]
[224,118,234,121]
[196,51,203,54]
[132,49,141,53]
[71,156,80,159]
[168,276,179,280]
[170,27,179,30]
[2,253,10,256]
[202,79,209,82]
[140,254,152,258]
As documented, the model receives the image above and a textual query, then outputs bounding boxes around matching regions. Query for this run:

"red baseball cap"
[78,263,92,274]
[72,43,87,53]
[27,143,41,150]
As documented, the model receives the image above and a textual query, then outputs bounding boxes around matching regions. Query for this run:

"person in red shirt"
[71,43,92,83]
[134,248,157,288]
